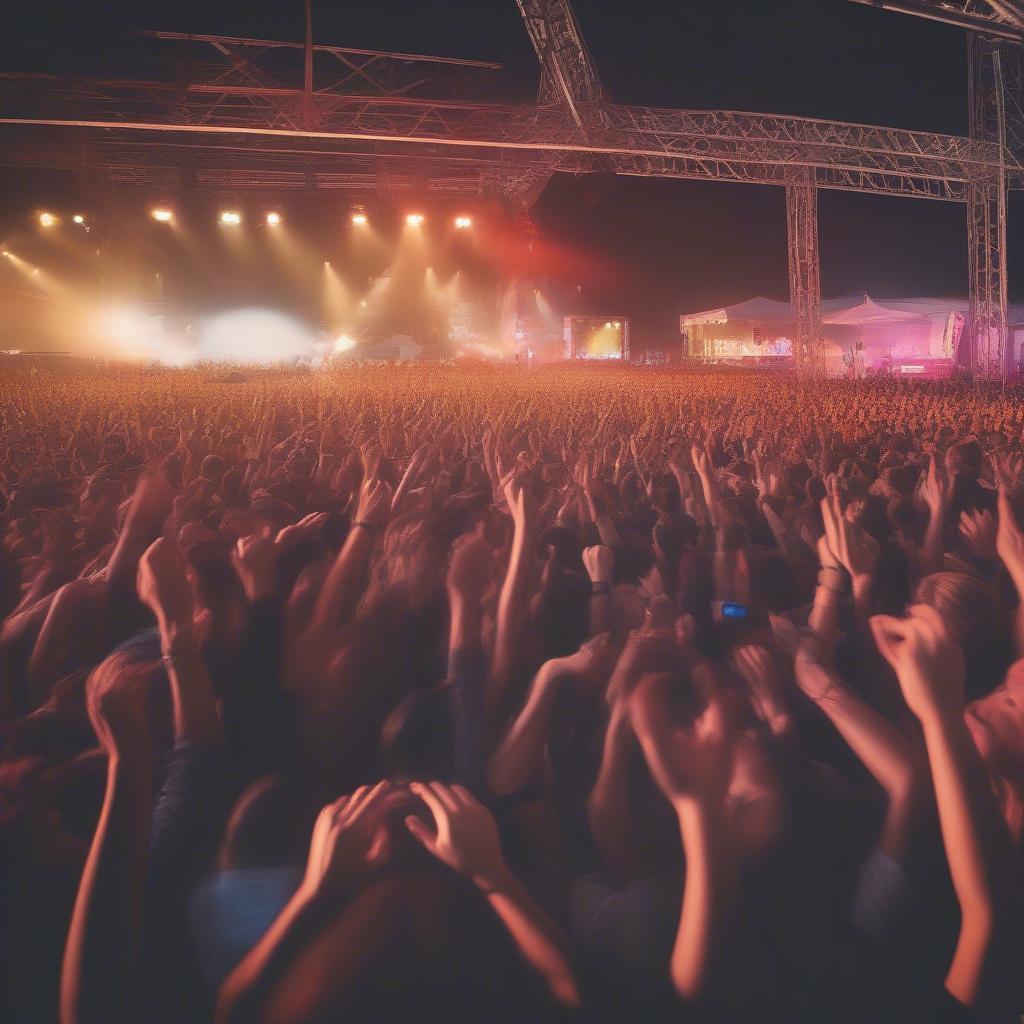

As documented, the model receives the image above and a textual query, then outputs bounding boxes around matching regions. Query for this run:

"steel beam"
[846,0,1024,39]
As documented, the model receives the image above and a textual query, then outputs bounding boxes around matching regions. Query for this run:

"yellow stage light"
[151,209,174,223]
[405,213,425,226]
[38,212,57,227]
[265,212,282,226]
[220,211,241,226]
[72,214,85,225]
[454,215,472,229]
[351,212,368,226]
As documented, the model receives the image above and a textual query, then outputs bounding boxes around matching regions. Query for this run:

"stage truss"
[0,1,1022,376]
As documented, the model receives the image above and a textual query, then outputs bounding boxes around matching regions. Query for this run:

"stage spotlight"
[265,212,282,227]
[334,334,356,354]
[2,250,11,258]
[324,260,331,268]
[220,210,242,226]
[72,214,85,225]
[351,212,368,226]
[38,212,57,227]
[454,215,472,229]
[405,213,425,227]
[151,209,174,223]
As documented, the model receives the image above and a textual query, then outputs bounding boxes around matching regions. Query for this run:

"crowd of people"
[3,359,1024,1022]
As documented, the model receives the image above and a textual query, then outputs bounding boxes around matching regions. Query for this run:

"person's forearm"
[815,683,919,859]
[671,797,732,1003]
[587,710,634,883]
[487,661,560,796]
[919,705,1016,1007]
[921,508,946,576]
[215,885,321,1024]
[480,866,581,1008]
[489,522,531,716]
[61,751,151,1024]
[309,524,374,639]
[808,584,841,659]
[589,591,613,636]
[158,622,223,747]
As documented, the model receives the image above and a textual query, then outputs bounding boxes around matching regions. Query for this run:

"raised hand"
[959,509,997,563]
[870,604,966,722]
[354,477,392,530]
[920,453,952,517]
[85,654,151,758]
[275,510,328,551]
[628,672,733,807]
[820,487,878,581]
[301,782,395,898]
[730,643,792,733]
[137,536,194,633]
[233,528,278,601]
[406,782,508,890]
[582,544,614,585]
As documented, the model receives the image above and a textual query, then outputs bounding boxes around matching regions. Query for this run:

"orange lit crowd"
[3,360,1024,1022]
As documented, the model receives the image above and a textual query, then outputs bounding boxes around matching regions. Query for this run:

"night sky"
[1,0,1021,348]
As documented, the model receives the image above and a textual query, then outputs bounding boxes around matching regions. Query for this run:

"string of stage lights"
[1,199,521,367]
[32,208,474,230]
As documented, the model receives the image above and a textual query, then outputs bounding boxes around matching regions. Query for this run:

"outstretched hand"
[301,782,395,898]
[405,781,508,891]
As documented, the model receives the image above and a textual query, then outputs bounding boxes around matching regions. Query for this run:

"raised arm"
[582,544,615,636]
[871,606,1019,1010]
[488,633,612,797]
[61,659,153,1024]
[488,473,536,719]
[305,478,391,653]
[137,536,223,747]
[628,672,736,1003]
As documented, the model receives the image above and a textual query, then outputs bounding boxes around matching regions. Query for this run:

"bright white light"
[351,212,368,226]
[72,214,85,225]
[1,251,10,258]
[265,212,282,226]
[334,334,356,354]
[405,213,425,226]
[38,212,57,227]
[220,210,242,226]
[199,309,315,364]
[454,215,473,229]
[152,209,174,223]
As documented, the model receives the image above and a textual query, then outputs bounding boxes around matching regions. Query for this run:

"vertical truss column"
[786,177,822,373]
[967,35,1010,380]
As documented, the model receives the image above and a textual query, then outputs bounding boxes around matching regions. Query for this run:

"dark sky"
[1,0,1021,347]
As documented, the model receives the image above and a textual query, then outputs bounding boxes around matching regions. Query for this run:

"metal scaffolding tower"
[847,0,1023,377]
[786,176,822,374]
